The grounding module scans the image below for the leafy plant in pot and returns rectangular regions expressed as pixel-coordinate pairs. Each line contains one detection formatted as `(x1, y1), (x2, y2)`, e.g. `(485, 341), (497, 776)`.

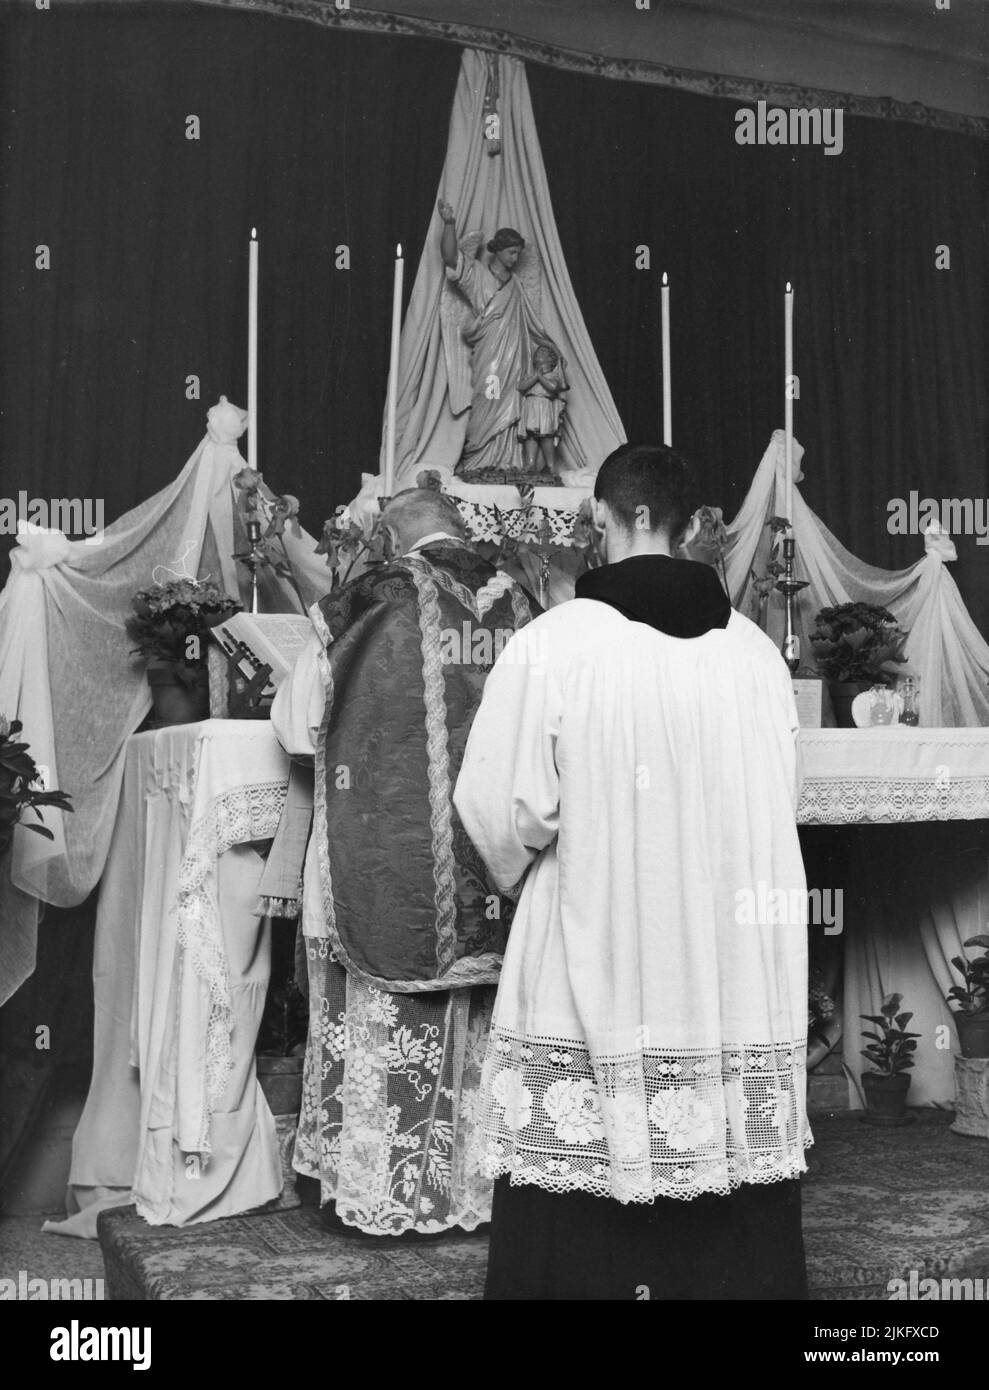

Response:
(946, 935), (989, 1059)
(126, 580), (241, 726)
(859, 992), (920, 1124)
(255, 978), (308, 1118)
(809, 603), (909, 727)
(0, 715), (74, 860)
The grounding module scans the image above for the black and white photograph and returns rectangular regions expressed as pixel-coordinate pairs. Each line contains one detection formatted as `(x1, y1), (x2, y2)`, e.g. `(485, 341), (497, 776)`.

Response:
(0, 0), (986, 1344)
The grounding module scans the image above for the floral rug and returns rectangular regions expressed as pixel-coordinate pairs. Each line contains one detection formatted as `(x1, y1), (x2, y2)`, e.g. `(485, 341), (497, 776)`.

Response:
(97, 1111), (988, 1300)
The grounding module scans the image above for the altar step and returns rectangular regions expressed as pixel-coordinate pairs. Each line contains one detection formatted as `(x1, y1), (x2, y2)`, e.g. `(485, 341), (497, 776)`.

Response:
(95, 1112), (984, 1301)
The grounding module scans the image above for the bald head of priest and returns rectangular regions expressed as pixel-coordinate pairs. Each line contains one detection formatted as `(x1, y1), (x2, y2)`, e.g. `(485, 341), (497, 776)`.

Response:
(378, 486), (467, 560)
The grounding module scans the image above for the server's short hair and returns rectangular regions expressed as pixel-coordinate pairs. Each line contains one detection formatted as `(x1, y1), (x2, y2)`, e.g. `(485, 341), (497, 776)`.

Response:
(594, 443), (692, 539)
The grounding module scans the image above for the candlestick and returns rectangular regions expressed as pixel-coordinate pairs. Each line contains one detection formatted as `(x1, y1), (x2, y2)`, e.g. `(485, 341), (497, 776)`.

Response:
(384, 243), (404, 495)
(246, 519), (262, 615)
(784, 280), (793, 529)
(778, 536), (809, 675)
(661, 272), (672, 447)
(248, 228), (259, 473)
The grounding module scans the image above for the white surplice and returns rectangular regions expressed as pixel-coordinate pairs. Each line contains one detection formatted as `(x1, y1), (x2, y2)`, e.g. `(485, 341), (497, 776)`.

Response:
(454, 598), (812, 1204)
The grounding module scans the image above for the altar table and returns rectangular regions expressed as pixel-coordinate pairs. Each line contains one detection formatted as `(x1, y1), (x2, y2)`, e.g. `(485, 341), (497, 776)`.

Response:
(53, 722), (989, 1235)
(796, 727), (989, 825)
(49, 721), (291, 1236)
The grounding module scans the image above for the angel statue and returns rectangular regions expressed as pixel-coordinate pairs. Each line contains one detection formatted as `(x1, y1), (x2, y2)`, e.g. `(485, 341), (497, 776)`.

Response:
(438, 198), (567, 483)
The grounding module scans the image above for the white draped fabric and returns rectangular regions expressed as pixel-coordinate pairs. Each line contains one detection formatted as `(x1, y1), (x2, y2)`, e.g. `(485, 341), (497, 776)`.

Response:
(383, 48), (625, 486)
(0, 403), (331, 1005)
(724, 430), (989, 729)
(843, 875), (989, 1111)
(725, 433), (989, 1110)
(46, 721), (290, 1236)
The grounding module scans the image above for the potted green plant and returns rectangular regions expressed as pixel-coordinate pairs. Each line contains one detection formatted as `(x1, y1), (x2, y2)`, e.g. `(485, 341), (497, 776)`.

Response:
(946, 935), (989, 1058)
(126, 580), (241, 726)
(0, 715), (73, 860)
(859, 992), (920, 1124)
(810, 603), (909, 726)
(255, 978), (308, 1118)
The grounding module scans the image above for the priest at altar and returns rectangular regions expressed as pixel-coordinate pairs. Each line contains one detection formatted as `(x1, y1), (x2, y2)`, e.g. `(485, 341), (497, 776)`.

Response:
(270, 489), (540, 1235)
(454, 445), (812, 1299)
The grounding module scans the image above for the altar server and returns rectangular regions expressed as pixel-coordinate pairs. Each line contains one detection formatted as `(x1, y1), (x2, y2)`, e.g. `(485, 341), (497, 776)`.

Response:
(271, 488), (538, 1235)
(454, 444), (811, 1299)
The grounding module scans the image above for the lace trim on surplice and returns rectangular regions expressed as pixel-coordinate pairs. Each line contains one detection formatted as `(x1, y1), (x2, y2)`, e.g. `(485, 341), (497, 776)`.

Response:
(480, 1027), (813, 1204)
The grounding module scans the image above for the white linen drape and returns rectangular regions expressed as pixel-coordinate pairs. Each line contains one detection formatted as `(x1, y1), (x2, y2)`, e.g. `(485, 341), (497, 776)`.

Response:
(0, 404), (332, 1005)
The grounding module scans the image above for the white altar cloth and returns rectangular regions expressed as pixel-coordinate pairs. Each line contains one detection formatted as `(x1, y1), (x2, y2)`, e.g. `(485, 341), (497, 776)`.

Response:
(797, 727), (989, 824)
(48, 721), (290, 1236)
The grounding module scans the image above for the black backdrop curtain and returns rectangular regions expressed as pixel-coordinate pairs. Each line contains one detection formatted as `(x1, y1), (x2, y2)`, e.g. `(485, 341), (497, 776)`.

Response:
(1, 2), (986, 630)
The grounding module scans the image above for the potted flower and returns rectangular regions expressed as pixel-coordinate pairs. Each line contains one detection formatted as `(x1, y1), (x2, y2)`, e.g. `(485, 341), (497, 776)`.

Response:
(946, 935), (989, 1058)
(859, 992), (920, 1124)
(810, 603), (909, 726)
(0, 716), (74, 860)
(255, 977), (308, 1118)
(126, 580), (241, 726)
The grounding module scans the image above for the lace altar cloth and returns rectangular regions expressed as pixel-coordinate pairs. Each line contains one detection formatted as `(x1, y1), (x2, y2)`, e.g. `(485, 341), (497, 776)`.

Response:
(166, 722), (290, 1155)
(54, 720), (290, 1235)
(796, 728), (989, 824)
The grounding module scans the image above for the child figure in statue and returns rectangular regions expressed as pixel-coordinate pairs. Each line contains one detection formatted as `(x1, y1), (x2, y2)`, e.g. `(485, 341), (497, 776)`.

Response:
(517, 343), (569, 477)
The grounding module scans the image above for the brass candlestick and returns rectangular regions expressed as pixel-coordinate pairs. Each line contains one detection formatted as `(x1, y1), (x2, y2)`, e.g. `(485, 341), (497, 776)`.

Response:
(777, 536), (809, 674)
(237, 518), (264, 614)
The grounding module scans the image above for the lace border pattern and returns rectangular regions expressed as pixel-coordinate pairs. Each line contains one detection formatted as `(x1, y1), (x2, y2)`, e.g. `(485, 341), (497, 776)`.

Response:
(456, 499), (581, 549)
(798, 774), (989, 824)
(176, 781), (288, 1153)
(480, 1030), (813, 1204)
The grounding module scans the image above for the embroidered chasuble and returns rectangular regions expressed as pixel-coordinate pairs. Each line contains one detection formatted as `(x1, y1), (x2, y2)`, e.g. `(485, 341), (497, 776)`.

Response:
(272, 541), (538, 1235)
(454, 558), (812, 1210)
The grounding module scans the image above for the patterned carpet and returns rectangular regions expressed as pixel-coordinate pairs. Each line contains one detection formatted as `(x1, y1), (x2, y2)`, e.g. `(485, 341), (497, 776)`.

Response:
(98, 1111), (989, 1300)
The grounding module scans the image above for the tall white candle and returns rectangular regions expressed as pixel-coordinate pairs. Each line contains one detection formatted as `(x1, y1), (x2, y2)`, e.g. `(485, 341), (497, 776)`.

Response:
(784, 280), (794, 528)
(248, 228), (259, 472)
(384, 243), (404, 496)
(661, 272), (672, 447)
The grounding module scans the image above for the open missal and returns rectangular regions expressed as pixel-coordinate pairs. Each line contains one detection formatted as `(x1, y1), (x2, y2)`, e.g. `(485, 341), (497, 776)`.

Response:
(210, 612), (314, 693)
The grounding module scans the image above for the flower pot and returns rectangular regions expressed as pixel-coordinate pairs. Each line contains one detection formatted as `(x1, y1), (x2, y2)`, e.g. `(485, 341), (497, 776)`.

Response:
(256, 1053), (304, 1117)
(955, 1012), (989, 1060)
(146, 662), (209, 727)
(950, 1057), (989, 1139)
(827, 680), (872, 728)
(861, 1070), (911, 1125)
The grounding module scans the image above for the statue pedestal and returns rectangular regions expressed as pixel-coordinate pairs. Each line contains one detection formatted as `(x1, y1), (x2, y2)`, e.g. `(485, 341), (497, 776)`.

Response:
(951, 1056), (989, 1139)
